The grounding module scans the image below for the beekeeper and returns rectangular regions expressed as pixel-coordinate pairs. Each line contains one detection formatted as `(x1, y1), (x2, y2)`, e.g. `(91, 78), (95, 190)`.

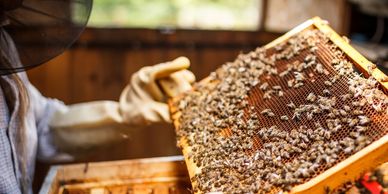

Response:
(0, 14), (195, 194)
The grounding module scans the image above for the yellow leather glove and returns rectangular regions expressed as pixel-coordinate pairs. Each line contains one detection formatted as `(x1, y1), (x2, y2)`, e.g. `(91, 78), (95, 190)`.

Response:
(49, 57), (195, 151)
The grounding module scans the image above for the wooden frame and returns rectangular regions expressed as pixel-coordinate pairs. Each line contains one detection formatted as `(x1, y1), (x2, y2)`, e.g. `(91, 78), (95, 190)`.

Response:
(168, 17), (388, 193)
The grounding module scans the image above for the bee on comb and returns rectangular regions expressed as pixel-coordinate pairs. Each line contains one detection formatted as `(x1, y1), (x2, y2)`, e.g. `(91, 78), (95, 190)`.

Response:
(169, 17), (388, 194)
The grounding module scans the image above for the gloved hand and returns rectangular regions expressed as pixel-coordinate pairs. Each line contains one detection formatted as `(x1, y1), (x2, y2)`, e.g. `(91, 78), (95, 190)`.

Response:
(119, 56), (195, 125)
(49, 57), (195, 152)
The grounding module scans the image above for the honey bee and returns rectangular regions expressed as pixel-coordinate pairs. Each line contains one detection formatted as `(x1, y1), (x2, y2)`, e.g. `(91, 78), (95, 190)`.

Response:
(329, 123), (342, 132)
(355, 126), (368, 133)
(306, 112), (314, 120)
(275, 45), (283, 51)
(306, 93), (317, 102)
(372, 103), (383, 112)
(358, 116), (370, 125)
(330, 75), (340, 83)
(299, 142), (308, 149)
(343, 105), (351, 112)
(323, 89), (331, 96)
(343, 146), (354, 155)
(287, 102), (296, 109)
(273, 85), (282, 90)
(349, 131), (360, 138)
(287, 79), (295, 88)
(324, 131), (331, 140)
(263, 90), (274, 100)
(292, 112), (301, 120)
(280, 115), (289, 121)
(310, 46), (318, 53)
(261, 108), (275, 117)
(238, 67), (246, 72)
(296, 62), (305, 72)
(352, 109), (364, 115)
(294, 72), (305, 82)
(280, 70), (289, 77)
(270, 68), (278, 75)
(293, 82), (304, 88)
(339, 109), (347, 116)
(260, 82), (269, 91)
(304, 54), (316, 62)
(315, 63), (324, 74)
(367, 64), (377, 74)
(347, 118), (358, 127)
(324, 81), (332, 86)
(250, 80), (260, 87)
(332, 109), (340, 116)
(331, 58), (340, 65)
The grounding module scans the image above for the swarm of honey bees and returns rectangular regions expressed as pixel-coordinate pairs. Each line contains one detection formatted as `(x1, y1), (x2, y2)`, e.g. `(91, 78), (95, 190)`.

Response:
(174, 28), (388, 193)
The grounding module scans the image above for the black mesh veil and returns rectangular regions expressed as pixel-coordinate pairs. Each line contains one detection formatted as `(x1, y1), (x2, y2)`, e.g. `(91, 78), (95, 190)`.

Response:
(0, 0), (92, 75)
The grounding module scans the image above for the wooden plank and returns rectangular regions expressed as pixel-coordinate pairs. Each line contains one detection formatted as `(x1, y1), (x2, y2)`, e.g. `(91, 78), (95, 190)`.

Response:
(27, 51), (72, 103)
(70, 47), (126, 103)
(39, 166), (59, 194)
(76, 28), (281, 48)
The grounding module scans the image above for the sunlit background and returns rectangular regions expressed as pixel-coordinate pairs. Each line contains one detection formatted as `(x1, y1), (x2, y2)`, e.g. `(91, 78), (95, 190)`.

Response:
(88, 0), (261, 30)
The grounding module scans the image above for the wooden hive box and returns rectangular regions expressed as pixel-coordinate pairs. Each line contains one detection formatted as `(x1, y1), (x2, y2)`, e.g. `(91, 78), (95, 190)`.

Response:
(39, 156), (191, 194)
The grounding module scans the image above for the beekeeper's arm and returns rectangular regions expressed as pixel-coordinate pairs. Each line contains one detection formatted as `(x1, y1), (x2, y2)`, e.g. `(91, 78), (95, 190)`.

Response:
(35, 57), (195, 161)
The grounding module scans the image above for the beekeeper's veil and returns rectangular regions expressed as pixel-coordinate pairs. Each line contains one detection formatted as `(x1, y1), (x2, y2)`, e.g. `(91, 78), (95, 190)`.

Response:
(0, 0), (92, 75)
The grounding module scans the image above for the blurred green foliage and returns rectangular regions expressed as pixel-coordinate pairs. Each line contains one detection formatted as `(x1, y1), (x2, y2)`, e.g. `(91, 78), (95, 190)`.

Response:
(88, 0), (260, 30)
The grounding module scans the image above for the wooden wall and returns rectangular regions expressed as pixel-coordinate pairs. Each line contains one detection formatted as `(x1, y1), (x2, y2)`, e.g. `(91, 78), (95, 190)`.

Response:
(27, 28), (280, 104)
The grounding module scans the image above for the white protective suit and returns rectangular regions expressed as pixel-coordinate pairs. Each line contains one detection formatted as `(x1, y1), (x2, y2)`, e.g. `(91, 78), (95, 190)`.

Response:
(49, 57), (195, 151)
